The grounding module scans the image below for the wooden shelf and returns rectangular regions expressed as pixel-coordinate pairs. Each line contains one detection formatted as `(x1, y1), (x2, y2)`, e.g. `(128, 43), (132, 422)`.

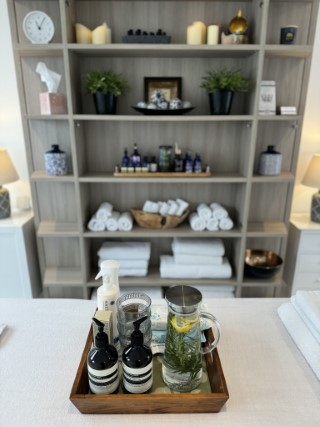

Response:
(38, 221), (80, 236)
(43, 267), (83, 287)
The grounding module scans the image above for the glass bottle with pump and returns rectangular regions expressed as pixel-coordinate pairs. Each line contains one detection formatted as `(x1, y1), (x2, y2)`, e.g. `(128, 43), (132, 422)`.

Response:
(95, 260), (120, 349)
(87, 317), (119, 394)
(122, 316), (153, 394)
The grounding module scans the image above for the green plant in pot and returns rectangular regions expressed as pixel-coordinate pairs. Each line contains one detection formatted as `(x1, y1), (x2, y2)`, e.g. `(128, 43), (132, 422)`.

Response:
(85, 70), (130, 114)
(200, 67), (251, 115)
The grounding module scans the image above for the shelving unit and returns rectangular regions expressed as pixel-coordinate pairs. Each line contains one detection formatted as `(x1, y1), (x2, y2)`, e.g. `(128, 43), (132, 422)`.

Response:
(7, 0), (319, 298)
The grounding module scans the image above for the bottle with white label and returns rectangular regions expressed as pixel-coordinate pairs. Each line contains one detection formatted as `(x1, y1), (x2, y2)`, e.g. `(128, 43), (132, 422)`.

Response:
(122, 316), (153, 394)
(95, 260), (120, 349)
(87, 317), (119, 395)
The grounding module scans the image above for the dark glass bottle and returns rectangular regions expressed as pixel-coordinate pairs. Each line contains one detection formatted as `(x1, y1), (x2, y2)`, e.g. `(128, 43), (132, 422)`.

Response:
(184, 151), (193, 173)
(122, 316), (153, 394)
(131, 143), (141, 166)
(193, 153), (202, 173)
(87, 318), (119, 395)
(121, 148), (130, 167)
(173, 143), (184, 172)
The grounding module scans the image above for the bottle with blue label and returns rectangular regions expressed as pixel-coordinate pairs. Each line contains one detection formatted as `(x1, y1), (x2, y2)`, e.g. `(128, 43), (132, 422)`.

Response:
(122, 316), (153, 394)
(87, 317), (119, 394)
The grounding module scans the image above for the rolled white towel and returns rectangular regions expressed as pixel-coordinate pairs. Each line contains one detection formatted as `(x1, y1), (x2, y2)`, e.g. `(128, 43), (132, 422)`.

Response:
(96, 202), (113, 221)
(106, 211), (120, 231)
(189, 212), (206, 231)
(160, 202), (169, 216)
(87, 214), (105, 231)
(143, 200), (159, 213)
(219, 217), (234, 230)
(172, 237), (225, 256)
(210, 202), (228, 220)
(278, 302), (320, 380)
(173, 253), (223, 265)
(206, 217), (219, 231)
(168, 200), (178, 215)
(175, 198), (189, 216)
(197, 203), (212, 221)
(118, 211), (133, 231)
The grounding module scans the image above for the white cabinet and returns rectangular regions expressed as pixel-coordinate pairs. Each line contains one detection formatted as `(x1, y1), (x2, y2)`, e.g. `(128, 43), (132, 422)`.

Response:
(0, 211), (41, 298)
(284, 213), (320, 295)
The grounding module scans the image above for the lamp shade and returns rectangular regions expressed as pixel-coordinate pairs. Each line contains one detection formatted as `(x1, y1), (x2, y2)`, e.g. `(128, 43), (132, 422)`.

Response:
(302, 153), (320, 189)
(0, 148), (19, 185)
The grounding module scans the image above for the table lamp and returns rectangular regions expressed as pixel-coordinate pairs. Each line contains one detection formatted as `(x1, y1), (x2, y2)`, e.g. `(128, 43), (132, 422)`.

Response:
(0, 148), (19, 219)
(302, 153), (320, 223)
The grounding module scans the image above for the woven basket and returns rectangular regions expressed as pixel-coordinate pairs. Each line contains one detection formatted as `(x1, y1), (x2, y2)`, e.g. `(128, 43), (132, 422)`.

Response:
(131, 208), (189, 229)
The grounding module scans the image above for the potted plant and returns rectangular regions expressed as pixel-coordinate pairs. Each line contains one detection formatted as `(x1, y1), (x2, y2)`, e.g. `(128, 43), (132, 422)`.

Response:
(200, 67), (251, 115)
(85, 70), (130, 114)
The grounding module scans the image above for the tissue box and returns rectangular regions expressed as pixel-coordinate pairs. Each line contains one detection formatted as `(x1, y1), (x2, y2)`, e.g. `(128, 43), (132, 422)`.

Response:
(39, 92), (65, 115)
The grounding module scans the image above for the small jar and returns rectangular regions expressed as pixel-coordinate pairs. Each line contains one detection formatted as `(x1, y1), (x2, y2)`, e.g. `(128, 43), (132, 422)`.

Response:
(258, 145), (282, 176)
(45, 144), (68, 176)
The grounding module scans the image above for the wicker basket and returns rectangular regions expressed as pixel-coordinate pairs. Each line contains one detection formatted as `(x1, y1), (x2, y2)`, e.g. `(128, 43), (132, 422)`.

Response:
(131, 208), (189, 229)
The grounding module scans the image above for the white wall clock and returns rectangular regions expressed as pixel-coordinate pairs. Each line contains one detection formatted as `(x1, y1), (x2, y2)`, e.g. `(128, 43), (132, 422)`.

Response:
(23, 11), (55, 44)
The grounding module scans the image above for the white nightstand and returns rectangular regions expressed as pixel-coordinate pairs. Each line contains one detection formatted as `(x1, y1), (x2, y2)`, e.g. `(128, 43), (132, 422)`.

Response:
(284, 213), (320, 295)
(0, 211), (41, 297)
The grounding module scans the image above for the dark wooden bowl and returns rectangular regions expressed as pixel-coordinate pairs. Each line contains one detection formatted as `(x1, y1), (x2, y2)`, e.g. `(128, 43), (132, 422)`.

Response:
(245, 249), (283, 279)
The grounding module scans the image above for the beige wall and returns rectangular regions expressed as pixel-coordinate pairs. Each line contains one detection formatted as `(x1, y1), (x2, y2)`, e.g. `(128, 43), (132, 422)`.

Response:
(1, 0), (320, 214)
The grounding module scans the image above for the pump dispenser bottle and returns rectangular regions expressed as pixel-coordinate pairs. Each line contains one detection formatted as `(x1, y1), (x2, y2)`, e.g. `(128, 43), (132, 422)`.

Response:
(122, 316), (153, 394)
(95, 260), (120, 349)
(87, 317), (119, 394)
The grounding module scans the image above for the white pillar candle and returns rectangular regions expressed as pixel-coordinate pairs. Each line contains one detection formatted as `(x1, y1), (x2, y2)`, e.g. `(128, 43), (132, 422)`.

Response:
(187, 21), (206, 45)
(92, 22), (112, 44)
(207, 25), (219, 45)
(75, 23), (92, 43)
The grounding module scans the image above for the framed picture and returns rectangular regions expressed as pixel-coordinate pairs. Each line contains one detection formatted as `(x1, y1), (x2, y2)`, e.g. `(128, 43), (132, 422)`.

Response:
(144, 77), (182, 103)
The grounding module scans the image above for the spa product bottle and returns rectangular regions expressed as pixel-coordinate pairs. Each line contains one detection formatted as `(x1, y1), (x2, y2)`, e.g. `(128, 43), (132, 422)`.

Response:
(184, 151), (193, 173)
(149, 156), (158, 172)
(95, 260), (120, 349)
(122, 316), (153, 394)
(193, 153), (202, 173)
(121, 148), (130, 172)
(131, 143), (141, 166)
(87, 317), (119, 395)
(173, 143), (184, 172)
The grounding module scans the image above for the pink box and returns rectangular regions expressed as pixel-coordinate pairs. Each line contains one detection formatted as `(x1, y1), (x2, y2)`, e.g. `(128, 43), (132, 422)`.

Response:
(39, 92), (66, 115)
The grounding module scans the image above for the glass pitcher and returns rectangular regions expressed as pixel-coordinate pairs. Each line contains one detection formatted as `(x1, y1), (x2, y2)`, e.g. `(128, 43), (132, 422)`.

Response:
(162, 285), (220, 392)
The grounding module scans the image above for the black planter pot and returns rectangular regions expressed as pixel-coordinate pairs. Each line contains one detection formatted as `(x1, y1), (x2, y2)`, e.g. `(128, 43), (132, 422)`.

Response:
(209, 91), (234, 115)
(93, 91), (117, 114)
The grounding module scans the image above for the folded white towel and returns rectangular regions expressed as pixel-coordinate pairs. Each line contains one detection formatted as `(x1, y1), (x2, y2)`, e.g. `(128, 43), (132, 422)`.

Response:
(278, 302), (320, 381)
(118, 268), (148, 277)
(106, 211), (120, 231)
(197, 203), (212, 221)
(206, 217), (219, 231)
(168, 200), (178, 215)
(98, 241), (151, 260)
(219, 217), (234, 231)
(192, 284), (235, 293)
(118, 211), (133, 231)
(96, 202), (113, 221)
(160, 202), (169, 216)
(87, 214), (105, 231)
(160, 255), (232, 278)
(189, 212), (206, 231)
(143, 200), (159, 213)
(291, 291), (320, 343)
(99, 258), (148, 269)
(173, 253), (223, 265)
(210, 202), (228, 220)
(175, 198), (189, 216)
(172, 238), (225, 256)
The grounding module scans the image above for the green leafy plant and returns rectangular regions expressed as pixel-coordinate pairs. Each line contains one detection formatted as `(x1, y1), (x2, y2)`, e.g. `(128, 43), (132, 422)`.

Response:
(85, 70), (130, 97)
(200, 67), (251, 93)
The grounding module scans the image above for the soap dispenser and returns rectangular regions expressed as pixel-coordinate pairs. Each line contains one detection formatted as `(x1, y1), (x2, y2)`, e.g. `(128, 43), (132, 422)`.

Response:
(122, 316), (153, 394)
(87, 317), (119, 395)
(95, 260), (120, 349)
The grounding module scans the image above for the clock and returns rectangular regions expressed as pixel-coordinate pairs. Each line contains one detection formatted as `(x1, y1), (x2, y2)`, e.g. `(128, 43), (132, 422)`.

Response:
(23, 11), (55, 44)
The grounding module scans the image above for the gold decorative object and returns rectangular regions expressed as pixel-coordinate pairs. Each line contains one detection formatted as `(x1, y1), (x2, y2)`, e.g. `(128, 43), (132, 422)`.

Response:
(228, 9), (248, 35)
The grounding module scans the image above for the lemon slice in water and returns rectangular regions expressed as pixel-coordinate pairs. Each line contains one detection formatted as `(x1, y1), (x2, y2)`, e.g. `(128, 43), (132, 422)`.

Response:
(170, 315), (194, 333)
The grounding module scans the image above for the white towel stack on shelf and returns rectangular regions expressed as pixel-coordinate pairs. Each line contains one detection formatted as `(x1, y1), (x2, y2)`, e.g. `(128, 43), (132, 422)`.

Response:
(278, 290), (320, 380)
(159, 237), (232, 280)
(143, 198), (189, 217)
(188, 202), (234, 231)
(97, 241), (151, 277)
(87, 202), (133, 232)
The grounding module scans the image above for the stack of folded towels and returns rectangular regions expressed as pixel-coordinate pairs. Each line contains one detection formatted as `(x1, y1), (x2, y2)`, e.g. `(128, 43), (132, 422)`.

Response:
(97, 241), (151, 277)
(88, 202), (133, 232)
(160, 237), (232, 279)
(278, 290), (320, 380)
(142, 198), (189, 217)
(189, 202), (234, 231)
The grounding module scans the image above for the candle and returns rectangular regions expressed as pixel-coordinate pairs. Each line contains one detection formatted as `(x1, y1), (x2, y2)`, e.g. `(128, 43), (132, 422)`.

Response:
(75, 23), (92, 44)
(187, 21), (206, 45)
(92, 22), (112, 44)
(207, 25), (219, 45)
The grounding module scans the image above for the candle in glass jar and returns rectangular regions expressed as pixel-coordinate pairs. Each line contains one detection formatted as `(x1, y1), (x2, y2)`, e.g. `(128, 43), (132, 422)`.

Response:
(187, 21), (206, 44)
(207, 25), (219, 44)
(92, 22), (112, 44)
(75, 23), (92, 43)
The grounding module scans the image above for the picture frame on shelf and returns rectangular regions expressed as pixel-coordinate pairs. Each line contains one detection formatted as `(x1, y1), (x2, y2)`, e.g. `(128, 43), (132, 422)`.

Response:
(144, 77), (182, 102)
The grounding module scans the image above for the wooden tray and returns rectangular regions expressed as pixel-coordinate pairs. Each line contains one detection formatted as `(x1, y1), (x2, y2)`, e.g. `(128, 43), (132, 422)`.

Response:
(70, 327), (229, 414)
(113, 172), (211, 177)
